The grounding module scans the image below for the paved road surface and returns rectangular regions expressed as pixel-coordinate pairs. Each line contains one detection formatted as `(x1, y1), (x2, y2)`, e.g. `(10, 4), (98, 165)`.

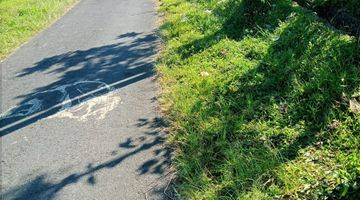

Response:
(0, 0), (173, 199)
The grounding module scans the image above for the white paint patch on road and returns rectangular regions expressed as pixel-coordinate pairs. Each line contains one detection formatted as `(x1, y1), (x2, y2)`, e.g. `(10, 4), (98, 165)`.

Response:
(1, 80), (120, 122)
(49, 92), (122, 122)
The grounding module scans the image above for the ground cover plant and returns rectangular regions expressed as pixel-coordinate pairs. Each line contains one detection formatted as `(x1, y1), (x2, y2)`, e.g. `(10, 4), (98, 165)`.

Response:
(157, 0), (360, 199)
(0, 0), (77, 60)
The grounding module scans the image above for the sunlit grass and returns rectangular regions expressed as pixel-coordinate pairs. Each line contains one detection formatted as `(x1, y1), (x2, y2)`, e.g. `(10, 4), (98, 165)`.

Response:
(157, 0), (360, 199)
(0, 0), (78, 60)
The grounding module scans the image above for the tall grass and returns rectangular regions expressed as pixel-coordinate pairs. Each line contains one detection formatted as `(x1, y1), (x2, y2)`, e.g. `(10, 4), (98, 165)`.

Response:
(158, 0), (360, 199)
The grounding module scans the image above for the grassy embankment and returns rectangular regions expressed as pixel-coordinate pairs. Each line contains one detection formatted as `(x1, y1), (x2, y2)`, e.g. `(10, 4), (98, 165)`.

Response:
(157, 0), (359, 199)
(0, 0), (78, 60)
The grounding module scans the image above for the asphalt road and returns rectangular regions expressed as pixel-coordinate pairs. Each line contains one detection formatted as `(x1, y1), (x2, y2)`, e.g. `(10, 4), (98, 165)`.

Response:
(0, 0), (173, 199)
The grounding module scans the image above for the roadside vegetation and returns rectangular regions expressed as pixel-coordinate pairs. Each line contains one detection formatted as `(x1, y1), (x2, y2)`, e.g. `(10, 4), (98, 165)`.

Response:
(295, 0), (360, 35)
(157, 0), (359, 199)
(298, 0), (360, 18)
(0, 0), (78, 60)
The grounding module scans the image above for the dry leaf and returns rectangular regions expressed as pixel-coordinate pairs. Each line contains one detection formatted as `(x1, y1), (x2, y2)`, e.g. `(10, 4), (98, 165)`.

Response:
(200, 71), (209, 77)
(349, 99), (360, 113)
(328, 120), (340, 130)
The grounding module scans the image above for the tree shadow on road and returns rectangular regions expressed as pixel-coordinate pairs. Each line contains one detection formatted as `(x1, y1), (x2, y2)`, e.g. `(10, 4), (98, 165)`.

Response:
(1, 117), (176, 200)
(1, 31), (158, 136)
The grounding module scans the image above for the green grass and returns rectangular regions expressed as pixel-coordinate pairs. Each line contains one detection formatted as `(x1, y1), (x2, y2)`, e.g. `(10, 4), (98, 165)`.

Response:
(157, 0), (360, 199)
(0, 0), (78, 60)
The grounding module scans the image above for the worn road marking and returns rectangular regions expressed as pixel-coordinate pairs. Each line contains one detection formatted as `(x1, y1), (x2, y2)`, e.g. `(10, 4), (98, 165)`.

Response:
(1, 80), (120, 122)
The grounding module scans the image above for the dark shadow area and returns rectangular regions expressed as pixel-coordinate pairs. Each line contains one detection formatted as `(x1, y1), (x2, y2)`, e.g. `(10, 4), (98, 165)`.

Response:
(294, 0), (360, 36)
(328, 177), (360, 200)
(1, 31), (158, 136)
(1, 117), (176, 200)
